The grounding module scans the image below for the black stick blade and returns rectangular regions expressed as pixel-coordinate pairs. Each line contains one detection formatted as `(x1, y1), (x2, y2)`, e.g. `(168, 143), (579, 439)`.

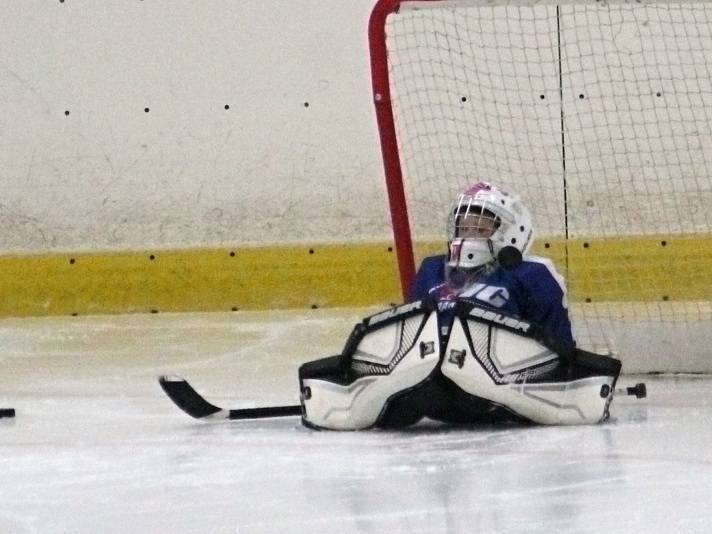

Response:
(158, 375), (228, 419)
(0, 408), (15, 418)
(159, 375), (302, 422)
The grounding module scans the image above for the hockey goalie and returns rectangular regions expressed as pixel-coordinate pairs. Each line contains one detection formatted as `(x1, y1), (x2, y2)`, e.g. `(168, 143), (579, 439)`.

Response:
(159, 182), (640, 425)
(299, 182), (623, 430)
(299, 298), (622, 429)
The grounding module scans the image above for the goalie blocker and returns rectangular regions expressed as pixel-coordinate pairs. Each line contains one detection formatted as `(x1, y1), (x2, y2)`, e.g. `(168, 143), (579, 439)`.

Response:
(299, 299), (621, 430)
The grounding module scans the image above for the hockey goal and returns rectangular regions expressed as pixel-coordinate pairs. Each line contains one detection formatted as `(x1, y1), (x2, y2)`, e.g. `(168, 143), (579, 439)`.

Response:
(369, 0), (712, 372)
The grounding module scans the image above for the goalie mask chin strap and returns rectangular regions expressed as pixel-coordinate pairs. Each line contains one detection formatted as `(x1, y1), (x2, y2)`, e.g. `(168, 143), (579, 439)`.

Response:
(447, 237), (495, 269)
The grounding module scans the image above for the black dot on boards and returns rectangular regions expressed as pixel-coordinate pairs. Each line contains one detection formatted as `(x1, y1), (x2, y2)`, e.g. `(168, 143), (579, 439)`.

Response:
(661, 240), (667, 247)
(69, 258), (76, 264)
(308, 249), (315, 254)
(311, 304), (318, 309)
(231, 306), (238, 312)
(150, 309), (159, 314)
(583, 242), (590, 248)
(544, 243), (550, 249)
(387, 246), (393, 252)
(229, 251), (236, 257)
(149, 255), (155, 260)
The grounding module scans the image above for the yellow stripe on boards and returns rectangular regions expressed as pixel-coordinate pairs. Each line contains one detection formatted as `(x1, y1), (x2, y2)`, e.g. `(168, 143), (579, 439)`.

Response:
(0, 245), (402, 318)
(565, 235), (712, 303)
(1, 235), (710, 317)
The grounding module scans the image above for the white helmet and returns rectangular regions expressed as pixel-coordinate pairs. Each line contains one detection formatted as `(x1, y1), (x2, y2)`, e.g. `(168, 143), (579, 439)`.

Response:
(446, 181), (534, 269)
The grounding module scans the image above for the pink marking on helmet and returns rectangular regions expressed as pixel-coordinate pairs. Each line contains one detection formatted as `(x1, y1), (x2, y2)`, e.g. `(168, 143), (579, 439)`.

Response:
(462, 181), (493, 196)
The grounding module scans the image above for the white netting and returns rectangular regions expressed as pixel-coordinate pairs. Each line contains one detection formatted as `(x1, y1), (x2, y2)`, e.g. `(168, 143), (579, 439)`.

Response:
(382, 0), (712, 369)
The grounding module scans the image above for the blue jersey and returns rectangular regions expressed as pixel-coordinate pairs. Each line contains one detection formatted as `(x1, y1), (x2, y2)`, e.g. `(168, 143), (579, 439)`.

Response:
(409, 254), (575, 349)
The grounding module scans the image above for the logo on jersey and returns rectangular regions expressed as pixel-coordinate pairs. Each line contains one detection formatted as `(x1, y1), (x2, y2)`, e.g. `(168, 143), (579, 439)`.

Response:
(430, 281), (510, 308)
(461, 283), (510, 308)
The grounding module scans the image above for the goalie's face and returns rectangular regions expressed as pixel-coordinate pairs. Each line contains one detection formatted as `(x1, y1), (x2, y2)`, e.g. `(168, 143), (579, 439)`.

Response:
(454, 208), (500, 239)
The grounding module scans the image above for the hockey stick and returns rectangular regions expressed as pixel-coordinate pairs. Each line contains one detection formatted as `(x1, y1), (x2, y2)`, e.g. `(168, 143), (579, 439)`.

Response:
(158, 374), (646, 422)
(158, 376), (301, 420)
(0, 408), (15, 418)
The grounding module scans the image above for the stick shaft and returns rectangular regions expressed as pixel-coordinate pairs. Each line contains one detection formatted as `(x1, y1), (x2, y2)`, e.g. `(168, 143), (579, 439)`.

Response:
(228, 405), (301, 419)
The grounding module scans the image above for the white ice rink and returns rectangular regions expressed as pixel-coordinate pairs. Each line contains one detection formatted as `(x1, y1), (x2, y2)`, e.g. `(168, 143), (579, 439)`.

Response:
(1, 309), (712, 534)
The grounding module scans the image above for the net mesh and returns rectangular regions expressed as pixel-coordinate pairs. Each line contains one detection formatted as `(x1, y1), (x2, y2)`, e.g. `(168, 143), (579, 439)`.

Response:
(383, 0), (712, 367)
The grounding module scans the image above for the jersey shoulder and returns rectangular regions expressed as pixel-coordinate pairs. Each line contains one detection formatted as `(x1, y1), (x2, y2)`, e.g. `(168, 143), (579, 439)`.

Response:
(519, 254), (561, 273)
(418, 254), (447, 272)
(409, 254), (447, 301)
(516, 255), (568, 292)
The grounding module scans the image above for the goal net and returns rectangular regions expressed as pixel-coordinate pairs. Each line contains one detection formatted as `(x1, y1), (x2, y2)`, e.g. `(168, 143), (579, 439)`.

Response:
(369, 0), (712, 372)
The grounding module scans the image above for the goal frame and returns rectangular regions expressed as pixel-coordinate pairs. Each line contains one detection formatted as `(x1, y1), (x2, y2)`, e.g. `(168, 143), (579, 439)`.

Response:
(369, 0), (427, 300)
(367, 0), (712, 373)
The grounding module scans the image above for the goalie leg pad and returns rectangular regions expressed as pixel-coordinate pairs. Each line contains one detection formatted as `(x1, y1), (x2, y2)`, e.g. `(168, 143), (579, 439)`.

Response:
(300, 307), (440, 430)
(441, 315), (618, 425)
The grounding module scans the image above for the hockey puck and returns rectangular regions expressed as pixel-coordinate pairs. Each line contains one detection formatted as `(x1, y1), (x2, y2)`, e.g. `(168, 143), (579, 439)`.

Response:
(0, 408), (16, 418)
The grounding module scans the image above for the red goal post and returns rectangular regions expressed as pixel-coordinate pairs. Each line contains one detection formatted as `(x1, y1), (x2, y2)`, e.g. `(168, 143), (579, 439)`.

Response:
(369, 0), (420, 300)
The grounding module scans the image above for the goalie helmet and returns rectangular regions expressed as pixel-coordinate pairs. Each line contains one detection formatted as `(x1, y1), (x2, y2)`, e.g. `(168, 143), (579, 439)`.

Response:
(446, 181), (534, 269)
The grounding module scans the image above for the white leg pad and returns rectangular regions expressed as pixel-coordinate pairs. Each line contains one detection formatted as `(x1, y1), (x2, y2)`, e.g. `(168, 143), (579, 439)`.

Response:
(441, 318), (614, 425)
(302, 312), (440, 430)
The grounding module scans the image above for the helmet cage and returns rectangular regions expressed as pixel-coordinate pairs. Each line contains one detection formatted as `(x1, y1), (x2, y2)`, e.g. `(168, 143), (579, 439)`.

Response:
(446, 182), (534, 269)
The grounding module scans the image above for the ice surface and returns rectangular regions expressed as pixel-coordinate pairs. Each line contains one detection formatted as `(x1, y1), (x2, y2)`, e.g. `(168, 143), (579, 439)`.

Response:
(1, 309), (711, 534)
